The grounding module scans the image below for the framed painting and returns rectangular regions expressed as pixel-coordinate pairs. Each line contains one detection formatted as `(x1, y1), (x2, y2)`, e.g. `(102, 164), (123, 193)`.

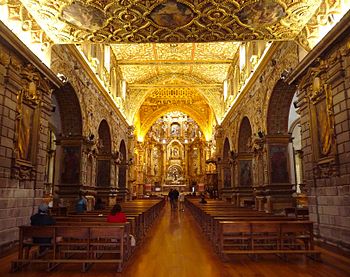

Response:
(13, 82), (41, 179)
(61, 146), (81, 184)
(239, 159), (252, 187)
(97, 159), (111, 187)
(269, 145), (289, 183)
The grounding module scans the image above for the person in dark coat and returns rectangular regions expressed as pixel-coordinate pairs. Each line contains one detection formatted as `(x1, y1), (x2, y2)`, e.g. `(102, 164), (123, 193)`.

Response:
(30, 203), (56, 254)
(94, 198), (105, 210)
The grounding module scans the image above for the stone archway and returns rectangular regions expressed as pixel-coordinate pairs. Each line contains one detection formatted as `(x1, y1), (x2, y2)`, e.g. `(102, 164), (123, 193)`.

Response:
(238, 116), (253, 187)
(233, 116), (254, 207)
(96, 120), (112, 188)
(265, 80), (297, 184)
(267, 80), (297, 135)
(264, 79), (297, 212)
(54, 83), (82, 137)
(97, 120), (112, 155)
(53, 83), (83, 201)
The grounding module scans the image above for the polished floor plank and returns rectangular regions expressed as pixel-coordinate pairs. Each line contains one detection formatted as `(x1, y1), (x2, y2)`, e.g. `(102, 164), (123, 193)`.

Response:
(0, 202), (349, 277)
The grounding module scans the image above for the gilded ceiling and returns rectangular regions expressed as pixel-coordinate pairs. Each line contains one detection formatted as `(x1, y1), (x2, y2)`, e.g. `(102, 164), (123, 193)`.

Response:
(112, 42), (238, 83)
(138, 88), (214, 140)
(3, 0), (337, 139)
(19, 0), (321, 44)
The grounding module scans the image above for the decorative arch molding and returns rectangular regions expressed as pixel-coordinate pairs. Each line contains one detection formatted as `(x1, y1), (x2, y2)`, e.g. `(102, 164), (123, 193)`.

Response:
(267, 80), (297, 135)
(139, 105), (211, 140)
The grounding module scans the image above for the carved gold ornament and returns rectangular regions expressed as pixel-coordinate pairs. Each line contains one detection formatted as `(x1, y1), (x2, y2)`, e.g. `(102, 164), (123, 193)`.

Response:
(18, 0), (321, 43)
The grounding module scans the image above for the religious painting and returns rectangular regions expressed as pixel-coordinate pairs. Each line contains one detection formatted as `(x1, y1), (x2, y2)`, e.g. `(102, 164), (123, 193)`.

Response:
(269, 145), (289, 183)
(97, 159), (110, 187)
(237, 0), (286, 28)
(308, 81), (336, 161)
(148, 0), (195, 29)
(304, 72), (338, 177)
(315, 100), (332, 157)
(239, 160), (252, 187)
(60, 1), (107, 31)
(17, 105), (35, 161)
(61, 147), (80, 184)
(168, 165), (182, 181)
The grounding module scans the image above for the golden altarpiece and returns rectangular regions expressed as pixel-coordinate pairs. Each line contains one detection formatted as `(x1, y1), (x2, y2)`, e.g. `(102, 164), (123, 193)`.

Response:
(133, 111), (216, 194)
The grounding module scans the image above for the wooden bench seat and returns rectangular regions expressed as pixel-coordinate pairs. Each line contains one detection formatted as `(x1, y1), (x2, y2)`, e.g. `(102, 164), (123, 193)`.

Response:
(219, 221), (320, 260)
(12, 225), (127, 273)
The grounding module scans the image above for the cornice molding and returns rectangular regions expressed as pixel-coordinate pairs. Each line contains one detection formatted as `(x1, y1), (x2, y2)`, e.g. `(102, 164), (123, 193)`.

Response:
(287, 10), (350, 84)
(0, 21), (61, 88)
(67, 45), (130, 128)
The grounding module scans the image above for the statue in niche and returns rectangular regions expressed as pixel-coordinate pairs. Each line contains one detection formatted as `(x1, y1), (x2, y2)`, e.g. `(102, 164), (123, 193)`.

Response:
(97, 138), (104, 151)
(239, 160), (252, 187)
(172, 146), (179, 158)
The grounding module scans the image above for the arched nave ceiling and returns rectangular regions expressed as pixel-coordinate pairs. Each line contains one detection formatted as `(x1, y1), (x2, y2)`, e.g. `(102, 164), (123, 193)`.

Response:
(19, 0), (321, 44)
(136, 88), (214, 141)
(116, 42), (233, 123)
(126, 75), (224, 124)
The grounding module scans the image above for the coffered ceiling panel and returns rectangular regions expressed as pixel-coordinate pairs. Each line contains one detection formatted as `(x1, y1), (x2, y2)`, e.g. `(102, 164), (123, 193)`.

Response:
(19, 0), (321, 44)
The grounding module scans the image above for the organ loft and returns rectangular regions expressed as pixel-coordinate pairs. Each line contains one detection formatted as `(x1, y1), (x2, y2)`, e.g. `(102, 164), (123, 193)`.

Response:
(0, 0), (349, 276)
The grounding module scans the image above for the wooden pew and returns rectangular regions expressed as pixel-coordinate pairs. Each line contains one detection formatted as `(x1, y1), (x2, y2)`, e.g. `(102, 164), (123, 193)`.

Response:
(218, 221), (320, 259)
(12, 225), (127, 272)
(186, 198), (320, 261)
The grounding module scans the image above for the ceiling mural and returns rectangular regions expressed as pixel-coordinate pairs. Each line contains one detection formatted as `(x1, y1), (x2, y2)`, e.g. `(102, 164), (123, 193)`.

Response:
(19, 0), (321, 44)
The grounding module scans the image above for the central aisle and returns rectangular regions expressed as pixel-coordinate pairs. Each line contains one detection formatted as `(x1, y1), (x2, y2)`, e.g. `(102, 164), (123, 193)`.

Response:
(124, 201), (226, 277)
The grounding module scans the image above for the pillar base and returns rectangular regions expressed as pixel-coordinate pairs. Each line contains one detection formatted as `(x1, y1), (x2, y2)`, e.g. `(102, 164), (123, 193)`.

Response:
(220, 187), (234, 202)
(232, 187), (254, 207)
(266, 195), (295, 213)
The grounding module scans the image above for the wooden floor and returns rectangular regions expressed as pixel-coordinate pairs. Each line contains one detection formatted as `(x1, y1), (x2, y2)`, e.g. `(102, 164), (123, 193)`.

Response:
(1, 202), (349, 277)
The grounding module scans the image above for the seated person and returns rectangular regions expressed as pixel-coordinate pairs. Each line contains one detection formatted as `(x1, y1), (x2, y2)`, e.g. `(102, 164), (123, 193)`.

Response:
(30, 203), (56, 254)
(199, 194), (207, 204)
(75, 192), (87, 213)
(107, 204), (127, 223)
(94, 198), (105, 210)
